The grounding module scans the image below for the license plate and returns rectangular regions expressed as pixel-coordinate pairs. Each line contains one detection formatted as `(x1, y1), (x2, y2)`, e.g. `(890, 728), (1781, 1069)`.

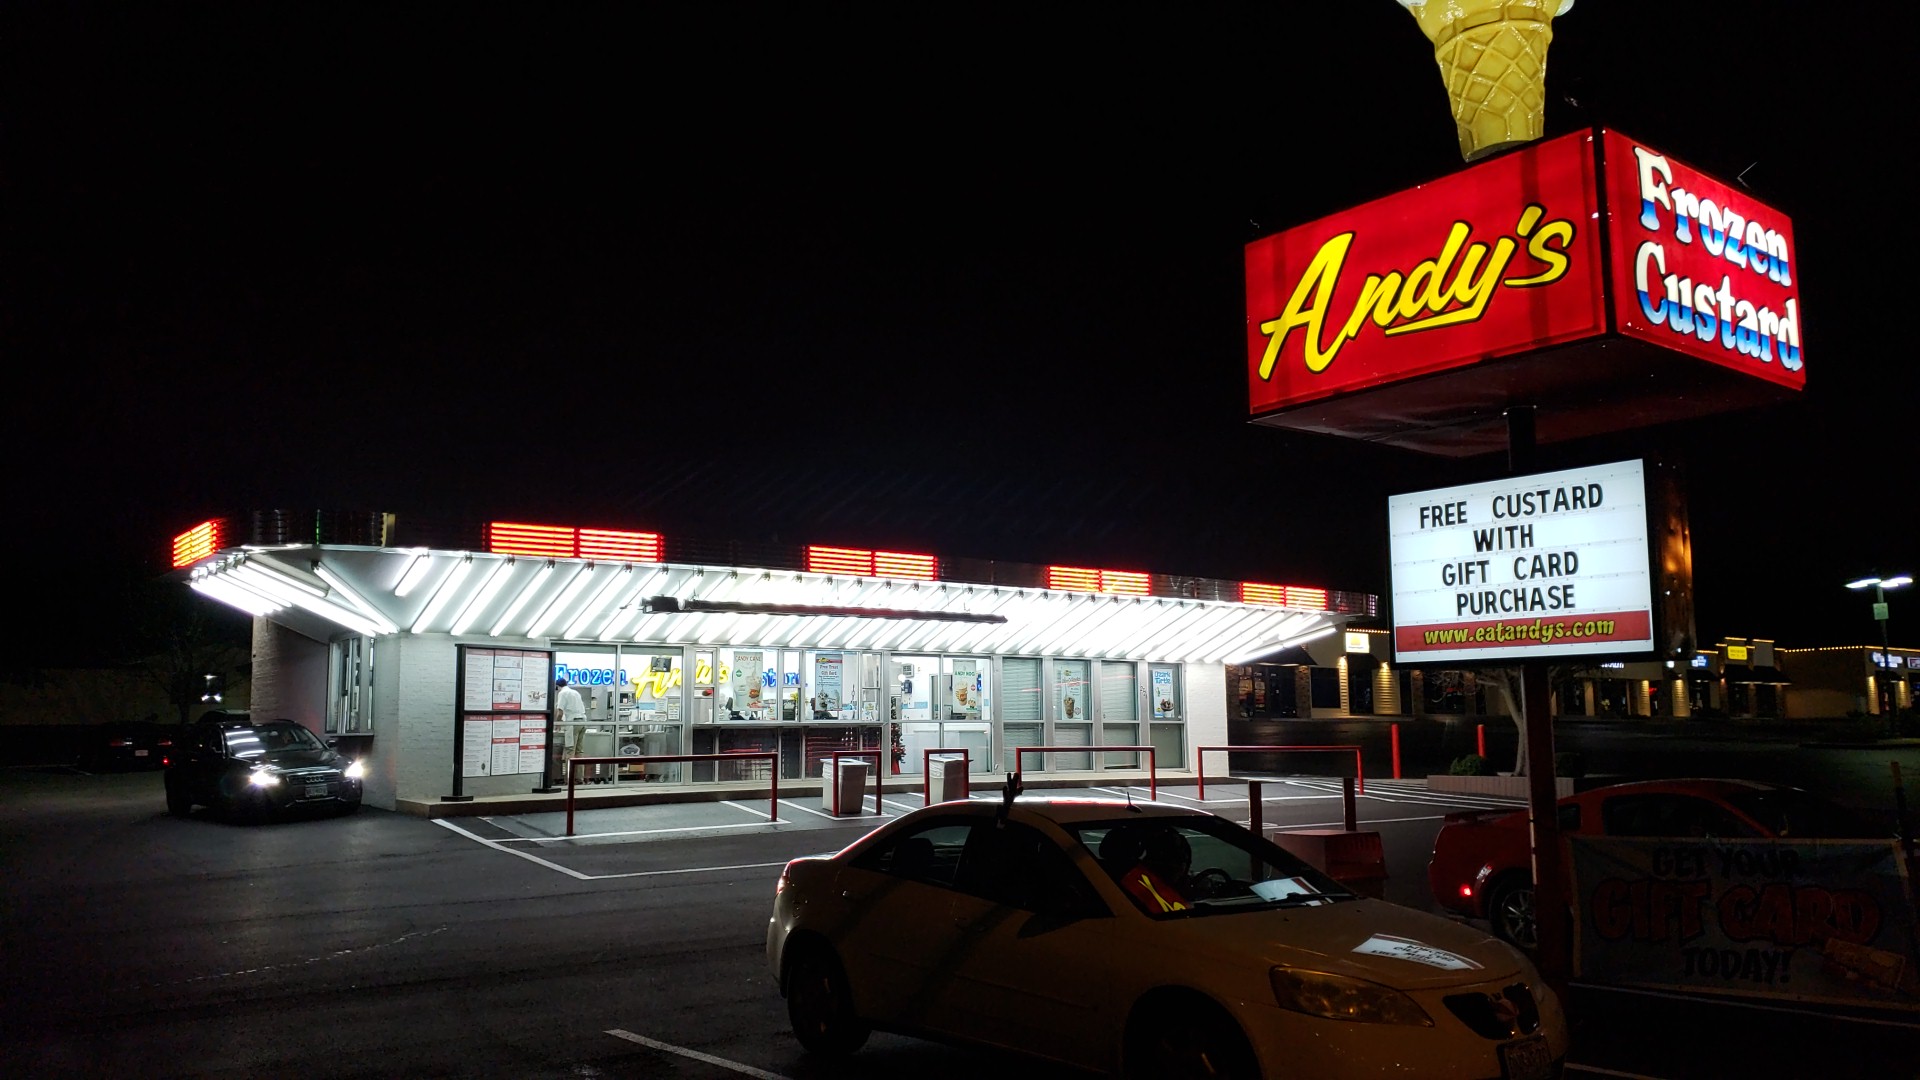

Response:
(304, 783), (331, 799)
(134, 749), (149, 757)
(1500, 1035), (1553, 1080)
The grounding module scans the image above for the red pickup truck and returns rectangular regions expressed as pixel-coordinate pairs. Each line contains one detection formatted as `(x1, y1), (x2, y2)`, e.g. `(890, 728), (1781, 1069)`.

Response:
(1427, 778), (1891, 949)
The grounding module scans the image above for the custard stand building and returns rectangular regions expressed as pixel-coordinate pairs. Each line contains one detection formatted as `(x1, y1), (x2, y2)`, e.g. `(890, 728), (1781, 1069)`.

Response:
(172, 512), (1369, 814)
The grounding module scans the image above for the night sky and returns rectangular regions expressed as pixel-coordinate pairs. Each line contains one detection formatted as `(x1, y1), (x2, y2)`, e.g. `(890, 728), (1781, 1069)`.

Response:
(7, 2), (1909, 666)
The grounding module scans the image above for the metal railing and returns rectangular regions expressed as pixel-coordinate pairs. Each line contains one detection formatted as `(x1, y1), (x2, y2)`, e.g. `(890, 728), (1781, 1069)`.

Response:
(1196, 744), (1363, 801)
(1012, 744), (1156, 801)
(564, 753), (777, 836)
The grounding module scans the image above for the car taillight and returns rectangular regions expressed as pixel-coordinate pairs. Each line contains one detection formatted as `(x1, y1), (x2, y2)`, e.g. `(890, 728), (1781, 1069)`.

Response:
(1459, 884), (1473, 898)
(776, 859), (801, 895)
(108, 738), (129, 748)
(157, 737), (173, 748)
(161, 756), (171, 767)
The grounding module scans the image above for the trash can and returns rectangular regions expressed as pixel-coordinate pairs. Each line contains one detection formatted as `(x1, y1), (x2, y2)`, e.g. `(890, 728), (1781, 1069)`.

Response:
(820, 756), (869, 815)
(928, 754), (968, 803)
(640, 730), (672, 780)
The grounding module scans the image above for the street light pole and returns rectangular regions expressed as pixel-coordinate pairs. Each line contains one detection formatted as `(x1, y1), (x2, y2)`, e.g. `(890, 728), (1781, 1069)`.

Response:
(1846, 574), (1912, 716)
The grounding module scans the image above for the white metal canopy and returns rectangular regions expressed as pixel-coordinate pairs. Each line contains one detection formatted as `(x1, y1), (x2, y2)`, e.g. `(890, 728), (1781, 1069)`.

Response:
(187, 544), (1342, 663)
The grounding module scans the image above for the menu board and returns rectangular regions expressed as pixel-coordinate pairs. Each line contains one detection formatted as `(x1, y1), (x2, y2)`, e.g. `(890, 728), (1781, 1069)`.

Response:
(460, 712), (546, 777)
(463, 648), (551, 712)
(459, 645), (554, 779)
(461, 718), (493, 777)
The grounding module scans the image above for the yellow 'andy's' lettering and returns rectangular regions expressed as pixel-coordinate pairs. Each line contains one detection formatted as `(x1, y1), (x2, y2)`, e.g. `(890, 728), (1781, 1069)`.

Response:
(1258, 205), (1575, 379)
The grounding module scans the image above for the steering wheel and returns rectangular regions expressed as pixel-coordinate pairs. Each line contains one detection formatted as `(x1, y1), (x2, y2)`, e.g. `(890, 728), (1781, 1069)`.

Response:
(1189, 867), (1235, 898)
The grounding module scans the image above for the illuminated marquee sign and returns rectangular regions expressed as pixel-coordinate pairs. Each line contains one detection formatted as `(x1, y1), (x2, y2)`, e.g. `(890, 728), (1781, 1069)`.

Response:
(1387, 459), (1655, 664)
(1603, 130), (1803, 390)
(1247, 129), (1606, 415)
(1246, 128), (1806, 454)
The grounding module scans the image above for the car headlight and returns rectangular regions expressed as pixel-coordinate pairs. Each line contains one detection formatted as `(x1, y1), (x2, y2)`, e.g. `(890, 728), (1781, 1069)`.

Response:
(343, 759), (365, 781)
(1270, 968), (1434, 1026)
(248, 768), (282, 788)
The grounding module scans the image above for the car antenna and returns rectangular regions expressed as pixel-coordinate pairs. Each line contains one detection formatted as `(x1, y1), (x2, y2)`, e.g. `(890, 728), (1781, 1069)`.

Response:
(996, 772), (1023, 825)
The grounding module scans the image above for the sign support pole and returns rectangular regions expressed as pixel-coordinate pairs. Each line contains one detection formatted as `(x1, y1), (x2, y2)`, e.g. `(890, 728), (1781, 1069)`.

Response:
(1506, 406), (1569, 993)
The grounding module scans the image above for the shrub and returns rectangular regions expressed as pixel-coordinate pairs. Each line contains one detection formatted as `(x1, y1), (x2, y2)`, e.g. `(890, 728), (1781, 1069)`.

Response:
(1555, 750), (1588, 778)
(1449, 753), (1495, 776)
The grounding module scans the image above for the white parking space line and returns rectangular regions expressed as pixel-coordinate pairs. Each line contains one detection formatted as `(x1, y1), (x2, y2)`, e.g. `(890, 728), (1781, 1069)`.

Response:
(434, 819), (593, 879)
(607, 1028), (793, 1079)
(1248, 813), (1478, 831)
(494, 820), (791, 843)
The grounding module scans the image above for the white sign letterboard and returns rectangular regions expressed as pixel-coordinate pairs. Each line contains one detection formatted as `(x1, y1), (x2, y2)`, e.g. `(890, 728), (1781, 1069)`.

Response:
(1388, 459), (1655, 664)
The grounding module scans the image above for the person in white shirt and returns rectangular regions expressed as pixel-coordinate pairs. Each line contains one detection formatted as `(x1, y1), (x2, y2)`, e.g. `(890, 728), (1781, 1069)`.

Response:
(554, 676), (587, 777)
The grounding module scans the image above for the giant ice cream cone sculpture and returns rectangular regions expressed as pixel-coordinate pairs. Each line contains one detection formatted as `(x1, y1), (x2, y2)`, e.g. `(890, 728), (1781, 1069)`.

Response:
(1399, 0), (1574, 161)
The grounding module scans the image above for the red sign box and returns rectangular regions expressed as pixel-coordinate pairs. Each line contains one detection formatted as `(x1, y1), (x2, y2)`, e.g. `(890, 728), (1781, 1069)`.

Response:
(1246, 129), (1606, 416)
(1245, 128), (1805, 455)
(1601, 129), (1803, 391)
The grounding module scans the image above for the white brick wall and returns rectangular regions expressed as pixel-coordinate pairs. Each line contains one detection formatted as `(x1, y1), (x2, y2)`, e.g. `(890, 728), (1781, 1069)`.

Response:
(249, 618), (329, 733)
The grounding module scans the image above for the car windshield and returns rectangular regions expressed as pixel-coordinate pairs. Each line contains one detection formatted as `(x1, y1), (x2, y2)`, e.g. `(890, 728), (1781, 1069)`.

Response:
(224, 724), (323, 758)
(1723, 788), (1887, 839)
(1062, 815), (1355, 920)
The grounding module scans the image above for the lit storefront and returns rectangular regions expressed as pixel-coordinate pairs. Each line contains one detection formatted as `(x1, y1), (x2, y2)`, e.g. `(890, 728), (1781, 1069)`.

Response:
(172, 514), (1370, 813)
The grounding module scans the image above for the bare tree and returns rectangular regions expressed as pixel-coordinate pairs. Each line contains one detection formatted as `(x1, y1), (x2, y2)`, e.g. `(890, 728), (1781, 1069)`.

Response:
(1475, 663), (1584, 775)
(130, 577), (251, 725)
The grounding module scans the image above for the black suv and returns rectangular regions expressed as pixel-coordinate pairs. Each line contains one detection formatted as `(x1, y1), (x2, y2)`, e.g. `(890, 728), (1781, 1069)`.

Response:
(165, 717), (364, 821)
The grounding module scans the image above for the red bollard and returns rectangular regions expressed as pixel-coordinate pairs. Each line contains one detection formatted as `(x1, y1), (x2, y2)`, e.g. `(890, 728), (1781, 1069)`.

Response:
(1477, 723), (1486, 758)
(1391, 723), (1402, 780)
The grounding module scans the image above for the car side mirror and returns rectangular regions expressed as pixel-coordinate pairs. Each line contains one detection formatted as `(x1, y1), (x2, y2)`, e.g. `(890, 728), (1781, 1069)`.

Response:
(327, 738), (339, 748)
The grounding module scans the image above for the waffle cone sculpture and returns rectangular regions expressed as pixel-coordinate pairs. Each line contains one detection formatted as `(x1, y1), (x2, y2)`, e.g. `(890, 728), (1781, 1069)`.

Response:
(1399, 0), (1574, 161)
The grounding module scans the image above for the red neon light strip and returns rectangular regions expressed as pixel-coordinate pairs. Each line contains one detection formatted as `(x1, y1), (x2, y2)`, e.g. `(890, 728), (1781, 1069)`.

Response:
(873, 551), (937, 580)
(1241, 582), (1326, 608)
(1047, 566), (1103, 592)
(1285, 586), (1328, 610)
(488, 522), (576, 558)
(171, 520), (224, 568)
(806, 545), (874, 576)
(578, 529), (661, 562)
(1100, 570), (1150, 595)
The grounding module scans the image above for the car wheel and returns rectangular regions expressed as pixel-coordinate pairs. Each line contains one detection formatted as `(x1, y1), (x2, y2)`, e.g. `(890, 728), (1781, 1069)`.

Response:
(1125, 997), (1259, 1080)
(785, 943), (869, 1058)
(165, 781), (192, 818)
(1487, 875), (1538, 951)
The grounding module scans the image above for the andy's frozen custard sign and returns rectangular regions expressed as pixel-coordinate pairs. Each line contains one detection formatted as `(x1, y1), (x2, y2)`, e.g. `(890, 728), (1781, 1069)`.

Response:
(1246, 128), (1805, 422)
(1607, 130), (1802, 385)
